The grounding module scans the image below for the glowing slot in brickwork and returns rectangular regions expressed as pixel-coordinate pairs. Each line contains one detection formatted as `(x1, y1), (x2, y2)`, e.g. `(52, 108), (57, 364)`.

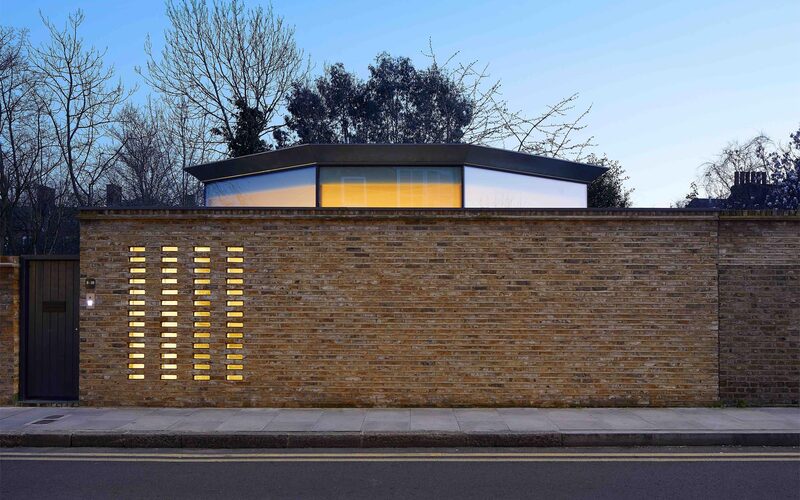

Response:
(128, 247), (147, 380)
(194, 278), (211, 285)
(194, 246), (210, 252)
(224, 247), (245, 382)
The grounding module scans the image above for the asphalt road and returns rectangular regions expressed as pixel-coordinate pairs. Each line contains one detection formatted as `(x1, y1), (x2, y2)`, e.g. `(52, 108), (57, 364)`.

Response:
(1, 447), (798, 499)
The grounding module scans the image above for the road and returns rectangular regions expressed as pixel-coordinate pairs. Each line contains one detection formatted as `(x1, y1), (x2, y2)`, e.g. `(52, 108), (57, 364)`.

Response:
(1, 447), (798, 499)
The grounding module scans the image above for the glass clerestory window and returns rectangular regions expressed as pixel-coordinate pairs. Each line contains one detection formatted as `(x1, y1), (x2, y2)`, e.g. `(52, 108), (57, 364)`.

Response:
(319, 166), (461, 208)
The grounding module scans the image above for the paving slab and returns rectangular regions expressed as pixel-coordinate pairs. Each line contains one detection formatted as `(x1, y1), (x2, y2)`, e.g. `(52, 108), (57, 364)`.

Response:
(0, 406), (797, 448)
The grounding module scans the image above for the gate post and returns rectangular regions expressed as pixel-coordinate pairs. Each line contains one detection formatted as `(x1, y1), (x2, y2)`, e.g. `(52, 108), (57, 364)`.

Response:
(0, 256), (20, 405)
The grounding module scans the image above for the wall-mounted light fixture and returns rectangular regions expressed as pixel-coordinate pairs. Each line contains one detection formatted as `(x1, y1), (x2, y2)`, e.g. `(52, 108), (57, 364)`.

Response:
(85, 278), (96, 308)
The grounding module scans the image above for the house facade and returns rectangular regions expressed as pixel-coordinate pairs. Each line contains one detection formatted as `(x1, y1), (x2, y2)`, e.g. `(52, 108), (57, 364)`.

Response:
(187, 144), (607, 208)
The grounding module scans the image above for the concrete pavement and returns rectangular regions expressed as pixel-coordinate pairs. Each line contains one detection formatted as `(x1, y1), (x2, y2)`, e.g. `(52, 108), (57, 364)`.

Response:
(0, 407), (798, 448)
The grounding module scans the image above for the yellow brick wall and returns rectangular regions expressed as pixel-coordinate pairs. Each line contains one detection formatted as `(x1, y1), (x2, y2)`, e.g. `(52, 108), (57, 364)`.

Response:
(0, 256), (20, 405)
(719, 217), (800, 405)
(78, 209), (737, 407)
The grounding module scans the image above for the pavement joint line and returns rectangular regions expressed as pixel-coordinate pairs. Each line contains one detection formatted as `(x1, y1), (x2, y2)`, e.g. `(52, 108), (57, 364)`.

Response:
(2, 457), (799, 463)
(2, 451), (798, 458)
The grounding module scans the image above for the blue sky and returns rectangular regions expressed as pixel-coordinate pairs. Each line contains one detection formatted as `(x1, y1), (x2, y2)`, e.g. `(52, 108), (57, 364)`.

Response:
(5, 0), (799, 206)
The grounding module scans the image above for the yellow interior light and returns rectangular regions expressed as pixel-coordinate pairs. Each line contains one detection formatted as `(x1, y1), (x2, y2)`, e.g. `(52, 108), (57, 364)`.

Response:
(129, 332), (144, 338)
(161, 300), (178, 306)
(193, 311), (210, 317)
(161, 374), (177, 380)
(226, 332), (243, 339)
(161, 342), (177, 349)
(194, 246), (210, 252)
(227, 354), (243, 360)
(128, 300), (145, 306)
(161, 278), (177, 284)
(129, 278), (146, 284)
(161, 321), (178, 328)
(130, 289), (145, 295)
(128, 374), (145, 380)
(226, 364), (243, 370)
(128, 321), (145, 327)
(226, 257), (243, 263)
(162, 246), (178, 252)
(226, 322), (243, 328)
(128, 363), (144, 369)
(226, 300), (243, 307)
(161, 256), (178, 263)
(129, 342), (145, 348)
(193, 353), (210, 360)
(226, 278), (243, 285)
(128, 353), (144, 359)
(226, 375), (243, 381)
(194, 257), (210, 263)
(226, 311), (243, 317)
(194, 364), (210, 370)
(194, 321), (211, 328)
(129, 246), (146, 252)
(128, 311), (145, 317)
(193, 332), (210, 338)
(227, 247), (243, 252)
(194, 278), (210, 285)
(161, 353), (177, 359)
(162, 289), (178, 295)
(194, 289), (210, 295)
(194, 268), (211, 274)
(193, 343), (210, 349)
(129, 256), (146, 263)
(193, 300), (211, 306)
(226, 290), (242, 296)
(161, 332), (177, 338)
(226, 268), (243, 274)
(130, 268), (146, 274)
(161, 268), (177, 274)
(161, 311), (178, 317)
(161, 364), (177, 370)
(226, 343), (243, 349)
(194, 375), (210, 381)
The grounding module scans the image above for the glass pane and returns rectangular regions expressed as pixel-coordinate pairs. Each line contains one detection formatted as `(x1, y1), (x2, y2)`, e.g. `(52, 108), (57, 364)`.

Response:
(464, 166), (587, 208)
(320, 166), (461, 207)
(205, 167), (316, 207)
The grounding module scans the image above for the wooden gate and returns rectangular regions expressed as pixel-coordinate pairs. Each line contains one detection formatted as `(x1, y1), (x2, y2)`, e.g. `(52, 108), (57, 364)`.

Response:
(21, 256), (80, 400)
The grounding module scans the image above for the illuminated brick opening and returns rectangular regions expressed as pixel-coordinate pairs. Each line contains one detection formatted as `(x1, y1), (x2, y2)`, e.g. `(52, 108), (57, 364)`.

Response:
(127, 247), (147, 379)
(225, 246), (245, 381)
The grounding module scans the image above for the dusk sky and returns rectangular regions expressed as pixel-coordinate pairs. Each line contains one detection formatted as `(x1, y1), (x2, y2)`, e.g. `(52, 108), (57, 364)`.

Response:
(5, 0), (799, 206)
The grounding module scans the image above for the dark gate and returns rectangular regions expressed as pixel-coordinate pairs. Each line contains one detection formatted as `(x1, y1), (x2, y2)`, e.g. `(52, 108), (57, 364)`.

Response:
(21, 256), (80, 400)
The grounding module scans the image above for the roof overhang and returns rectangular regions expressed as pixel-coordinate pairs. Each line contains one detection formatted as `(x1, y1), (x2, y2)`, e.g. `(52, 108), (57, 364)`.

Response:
(185, 144), (608, 184)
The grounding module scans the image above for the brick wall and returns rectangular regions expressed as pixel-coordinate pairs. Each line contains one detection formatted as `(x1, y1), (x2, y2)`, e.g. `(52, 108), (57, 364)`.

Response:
(79, 209), (729, 407)
(719, 217), (800, 405)
(0, 256), (20, 405)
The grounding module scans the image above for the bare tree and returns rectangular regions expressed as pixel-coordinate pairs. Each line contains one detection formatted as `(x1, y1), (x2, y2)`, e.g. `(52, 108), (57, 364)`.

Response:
(424, 42), (594, 160)
(111, 100), (174, 205)
(0, 26), (61, 254)
(163, 98), (215, 205)
(32, 10), (130, 207)
(112, 97), (214, 206)
(141, 0), (308, 154)
(697, 134), (774, 199)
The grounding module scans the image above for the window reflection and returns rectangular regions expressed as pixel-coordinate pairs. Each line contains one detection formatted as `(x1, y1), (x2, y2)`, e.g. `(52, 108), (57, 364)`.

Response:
(205, 167), (316, 207)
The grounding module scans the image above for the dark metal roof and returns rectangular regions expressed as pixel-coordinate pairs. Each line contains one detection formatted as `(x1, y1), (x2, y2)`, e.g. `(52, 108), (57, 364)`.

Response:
(185, 144), (607, 184)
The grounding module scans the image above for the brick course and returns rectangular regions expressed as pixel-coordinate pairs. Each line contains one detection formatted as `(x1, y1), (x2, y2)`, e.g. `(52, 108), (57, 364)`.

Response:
(79, 209), (741, 407)
(0, 256), (20, 405)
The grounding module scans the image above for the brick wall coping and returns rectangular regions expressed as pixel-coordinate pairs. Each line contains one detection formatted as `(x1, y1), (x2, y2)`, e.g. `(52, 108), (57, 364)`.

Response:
(78, 208), (799, 222)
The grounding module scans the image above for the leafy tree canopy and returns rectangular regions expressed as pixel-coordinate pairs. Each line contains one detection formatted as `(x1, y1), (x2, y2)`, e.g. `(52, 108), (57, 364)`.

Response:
(282, 53), (473, 144)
